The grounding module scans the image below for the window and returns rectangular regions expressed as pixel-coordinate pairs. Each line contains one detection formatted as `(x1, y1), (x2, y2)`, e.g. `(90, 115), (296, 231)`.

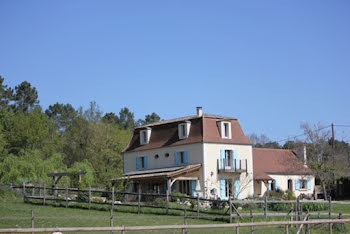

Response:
(224, 123), (229, 138)
(178, 121), (191, 139)
(179, 181), (191, 196)
(136, 156), (148, 170)
(165, 153), (169, 157)
(140, 128), (151, 145)
(300, 180), (307, 189)
(225, 179), (232, 198)
(154, 154), (159, 159)
(180, 151), (185, 164)
(220, 121), (231, 139)
(225, 150), (232, 167)
(288, 179), (293, 191)
(175, 151), (189, 165)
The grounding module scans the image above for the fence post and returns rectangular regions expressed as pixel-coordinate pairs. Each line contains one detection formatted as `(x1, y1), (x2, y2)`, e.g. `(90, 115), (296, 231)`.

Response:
(197, 195), (200, 219)
(110, 209), (114, 234)
(264, 196), (267, 219)
(285, 224), (289, 234)
(236, 226), (240, 234)
(329, 222), (333, 234)
(31, 209), (34, 234)
(43, 184), (46, 206)
(183, 209), (187, 234)
(88, 186), (91, 209)
(166, 191), (169, 215)
(111, 187), (115, 211)
(329, 196), (332, 233)
(65, 187), (68, 208)
(250, 205), (254, 234)
(22, 182), (26, 202)
(296, 196), (300, 221)
(138, 185), (141, 214)
(229, 196), (232, 223)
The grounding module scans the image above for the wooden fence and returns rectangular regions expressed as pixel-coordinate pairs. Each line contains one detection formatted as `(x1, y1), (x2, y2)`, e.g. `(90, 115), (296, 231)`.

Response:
(0, 219), (349, 233)
(11, 185), (350, 222)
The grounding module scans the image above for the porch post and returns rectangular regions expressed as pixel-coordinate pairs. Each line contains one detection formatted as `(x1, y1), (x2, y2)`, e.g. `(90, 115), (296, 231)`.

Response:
(167, 179), (171, 196)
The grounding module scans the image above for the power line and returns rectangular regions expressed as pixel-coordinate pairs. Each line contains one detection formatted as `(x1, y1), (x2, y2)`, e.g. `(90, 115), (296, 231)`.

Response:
(334, 124), (350, 128)
(274, 125), (332, 143)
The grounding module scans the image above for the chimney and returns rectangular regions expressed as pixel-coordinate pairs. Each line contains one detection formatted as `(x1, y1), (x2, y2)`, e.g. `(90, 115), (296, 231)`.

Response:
(196, 107), (203, 117)
(303, 145), (307, 167)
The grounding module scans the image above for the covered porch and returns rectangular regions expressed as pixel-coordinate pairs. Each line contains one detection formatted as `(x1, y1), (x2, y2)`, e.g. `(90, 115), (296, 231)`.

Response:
(118, 164), (202, 197)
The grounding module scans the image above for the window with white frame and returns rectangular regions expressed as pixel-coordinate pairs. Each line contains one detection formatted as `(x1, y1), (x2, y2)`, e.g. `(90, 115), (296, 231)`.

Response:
(140, 128), (151, 145)
(220, 121), (232, 139)
(178, 121), (191, 139)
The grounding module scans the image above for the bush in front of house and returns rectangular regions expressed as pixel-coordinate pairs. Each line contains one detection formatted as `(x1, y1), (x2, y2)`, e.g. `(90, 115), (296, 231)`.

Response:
(170, 192), (185, 202)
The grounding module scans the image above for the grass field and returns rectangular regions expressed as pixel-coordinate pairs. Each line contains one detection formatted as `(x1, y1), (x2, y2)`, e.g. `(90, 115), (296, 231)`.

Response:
(1, 190), (350, 233)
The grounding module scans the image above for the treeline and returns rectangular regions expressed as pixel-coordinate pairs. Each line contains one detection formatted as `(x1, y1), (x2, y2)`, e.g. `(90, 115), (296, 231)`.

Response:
(0, 76), (160, 188)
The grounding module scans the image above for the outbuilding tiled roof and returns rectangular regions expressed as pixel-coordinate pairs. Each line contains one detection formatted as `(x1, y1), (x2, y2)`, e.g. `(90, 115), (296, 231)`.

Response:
(253, 148), (313, 180)
(123, 114), (251, 152)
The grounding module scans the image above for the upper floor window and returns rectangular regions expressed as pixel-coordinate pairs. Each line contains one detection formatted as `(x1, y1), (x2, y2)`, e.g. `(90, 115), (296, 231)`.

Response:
(140, 127), (151, 145)
(178, 121), (191, 139)
(136, 156), (149, 170)
(175, 151), (189, 165)
(220, 121), (232, 139)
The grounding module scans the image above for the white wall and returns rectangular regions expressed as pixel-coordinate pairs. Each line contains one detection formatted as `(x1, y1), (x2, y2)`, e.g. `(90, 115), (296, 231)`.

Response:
(124, 143), (203, 172)
(203, 143), (254, 199)
(258, 174), (315, 197)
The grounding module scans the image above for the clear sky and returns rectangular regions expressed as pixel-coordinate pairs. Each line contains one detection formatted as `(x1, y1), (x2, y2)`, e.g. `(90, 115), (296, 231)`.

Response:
(1, 1), (349, 142)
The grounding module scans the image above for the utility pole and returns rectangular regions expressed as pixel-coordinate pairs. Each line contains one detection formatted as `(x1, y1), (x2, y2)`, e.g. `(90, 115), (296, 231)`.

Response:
(331, 123), (336, 197)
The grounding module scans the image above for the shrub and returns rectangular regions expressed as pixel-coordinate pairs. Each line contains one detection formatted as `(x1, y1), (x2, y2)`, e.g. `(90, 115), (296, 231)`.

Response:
(282, 190), (296, 200)
(302, 202), (327, 212)
(268, 203), (292, 212)
(171, 192), (185, 202)
(148, 197), (166, 208)
(76, 191), (89, 202)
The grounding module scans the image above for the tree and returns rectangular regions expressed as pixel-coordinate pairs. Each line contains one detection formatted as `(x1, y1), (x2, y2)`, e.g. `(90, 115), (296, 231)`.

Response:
(45, 103), (77, 131)
(248, 133), (281, 149)
(300, 123), (341, 199)
(84, 101), (102, 123)
(136, 112), (161, 126)
(102, 112), (120, 125)
(0, 76), (13, 109)
(13, 81), (39, 112)
(118, 107), (135, 130)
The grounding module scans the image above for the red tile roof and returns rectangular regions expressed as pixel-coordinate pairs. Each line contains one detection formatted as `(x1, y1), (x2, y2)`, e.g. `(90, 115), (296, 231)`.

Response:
(253, 148), (313, 180)
(123, 114), (251, 152)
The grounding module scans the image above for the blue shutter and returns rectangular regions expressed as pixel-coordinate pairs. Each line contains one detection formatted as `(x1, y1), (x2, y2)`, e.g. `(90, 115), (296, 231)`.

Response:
(296, 180), (300, 190)
(220, 179), (227, 200)
(235, 178), (241, 199)
(175, 152), (180, 166)
(136, 157), (141, 170)
(275, 179), (279, 191)
(307, 180), (312, 190)
(191, 180), (196, 196)
(184, 151), (189, 164)
(220, 150), (225, 170)
(144, 156), (149, 169)
(234, 150), (238, 170)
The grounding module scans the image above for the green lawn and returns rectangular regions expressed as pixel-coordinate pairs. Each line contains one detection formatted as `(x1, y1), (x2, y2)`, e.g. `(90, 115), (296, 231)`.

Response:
(1, 200), (349, 234)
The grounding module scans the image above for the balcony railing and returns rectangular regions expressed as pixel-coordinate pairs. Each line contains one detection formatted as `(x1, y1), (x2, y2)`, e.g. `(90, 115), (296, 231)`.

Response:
(217, 158), (247, 173)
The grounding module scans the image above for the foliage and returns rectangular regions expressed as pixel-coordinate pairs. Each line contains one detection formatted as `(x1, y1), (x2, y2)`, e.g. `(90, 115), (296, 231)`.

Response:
(148, 197), (166, 208)
(171, 192), (185, 202)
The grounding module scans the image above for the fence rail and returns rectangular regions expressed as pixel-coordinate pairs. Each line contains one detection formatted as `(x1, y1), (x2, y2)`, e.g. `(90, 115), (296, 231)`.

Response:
(0, 219), (349, 233)
(9, 184), (350, 223)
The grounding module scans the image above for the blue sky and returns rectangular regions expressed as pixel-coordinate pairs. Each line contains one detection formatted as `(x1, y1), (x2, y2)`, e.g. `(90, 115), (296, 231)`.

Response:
(1, 1), (349, 142)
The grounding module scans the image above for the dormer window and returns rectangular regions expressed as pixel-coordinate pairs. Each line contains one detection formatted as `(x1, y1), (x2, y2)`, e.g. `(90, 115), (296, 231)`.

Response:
(178, 121), (191, 139)
(140, 127), (151, 145)
(220, 121), (232, 139)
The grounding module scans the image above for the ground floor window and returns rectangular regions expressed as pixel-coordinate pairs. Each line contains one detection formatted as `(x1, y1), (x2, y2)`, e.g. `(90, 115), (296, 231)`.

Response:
(225, 179), (232, 197)
(179, 180), (191, 195)
(288, 179), (293, 191)
(300, 180), (307, 189)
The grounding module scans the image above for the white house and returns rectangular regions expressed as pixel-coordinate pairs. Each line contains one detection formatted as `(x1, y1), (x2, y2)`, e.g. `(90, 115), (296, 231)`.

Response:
(120, 107), (314, 199)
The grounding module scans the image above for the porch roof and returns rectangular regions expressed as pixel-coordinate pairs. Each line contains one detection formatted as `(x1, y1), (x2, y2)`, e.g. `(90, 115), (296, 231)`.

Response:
(117, 164), (201, 180)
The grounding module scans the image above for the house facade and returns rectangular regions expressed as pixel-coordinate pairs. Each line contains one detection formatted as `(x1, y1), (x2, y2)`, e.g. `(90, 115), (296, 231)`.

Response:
(121, 107), (314, 199)
(253, 148), (314, 198)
